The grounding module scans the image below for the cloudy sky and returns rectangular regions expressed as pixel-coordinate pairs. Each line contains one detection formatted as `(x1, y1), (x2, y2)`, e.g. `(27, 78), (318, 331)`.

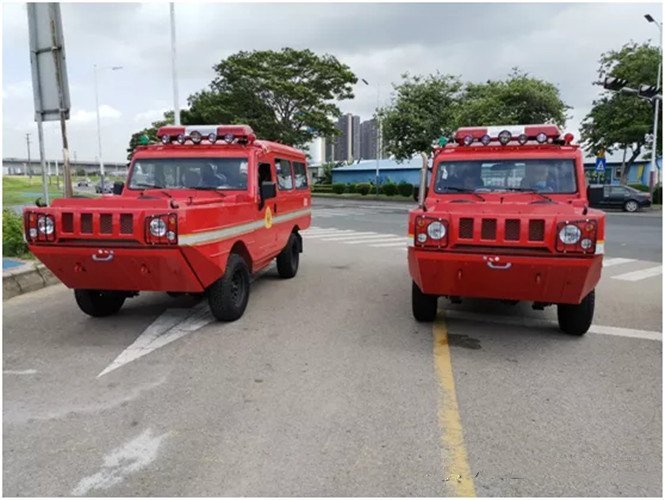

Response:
(2, 1), (661, 163)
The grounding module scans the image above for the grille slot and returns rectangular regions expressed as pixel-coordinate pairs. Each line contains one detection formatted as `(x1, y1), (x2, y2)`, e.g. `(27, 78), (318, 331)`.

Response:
(458, 218), (474, 239)
(481, 218), (497, 240)
(62, 213), (73, 232)
(529, 219), (545, 241)
(505, 219), (521, 241)
(80, 213), (93, 234)
(100, 214), (113, 234)
(120, 214), (133, 234)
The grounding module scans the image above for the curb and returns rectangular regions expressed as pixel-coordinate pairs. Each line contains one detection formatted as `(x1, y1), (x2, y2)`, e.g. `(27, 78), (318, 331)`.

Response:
(3, 262), (59, 301)
(312, 193), (416, 203)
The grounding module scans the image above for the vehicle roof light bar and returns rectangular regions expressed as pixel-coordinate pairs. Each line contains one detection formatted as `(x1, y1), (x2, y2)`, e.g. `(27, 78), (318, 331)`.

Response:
(453, 124), (562, 146)
(156, 124), (256, 145)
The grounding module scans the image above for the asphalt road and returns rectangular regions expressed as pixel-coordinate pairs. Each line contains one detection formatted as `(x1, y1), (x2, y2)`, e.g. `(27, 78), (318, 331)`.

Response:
(3, 197), (662, 496)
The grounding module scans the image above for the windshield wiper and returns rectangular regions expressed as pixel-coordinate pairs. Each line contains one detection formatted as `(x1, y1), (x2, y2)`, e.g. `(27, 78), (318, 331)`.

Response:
(503, 187), (553, 203)
(442, 186), (486, 201)
(134, 182), (164, 189)
(191, 186), (226, 196)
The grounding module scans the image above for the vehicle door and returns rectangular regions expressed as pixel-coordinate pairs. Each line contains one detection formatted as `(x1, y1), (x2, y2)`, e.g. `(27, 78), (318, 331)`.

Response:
(256, 160), (278, 257)
(274, 157), (297, 251)
(609, 186), (628, 207)
(292, 160), (311, 212)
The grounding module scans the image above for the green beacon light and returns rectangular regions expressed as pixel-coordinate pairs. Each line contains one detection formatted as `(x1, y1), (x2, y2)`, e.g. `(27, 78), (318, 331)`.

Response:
(438, 136), (448, 147)
(139, 134), (150, 145)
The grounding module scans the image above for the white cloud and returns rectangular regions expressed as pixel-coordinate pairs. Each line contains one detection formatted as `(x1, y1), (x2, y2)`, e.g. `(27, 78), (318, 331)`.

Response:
(133, 108), (168, 124)
(69, 105), (122, 124)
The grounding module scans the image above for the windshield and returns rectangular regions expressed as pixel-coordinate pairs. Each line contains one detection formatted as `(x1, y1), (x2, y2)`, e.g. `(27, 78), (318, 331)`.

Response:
(433, 159), (577, 194)
(128, 157), (249, 190)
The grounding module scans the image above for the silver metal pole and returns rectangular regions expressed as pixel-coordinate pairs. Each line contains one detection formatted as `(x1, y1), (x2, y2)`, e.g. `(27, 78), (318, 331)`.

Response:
(375, 85), (380, 196)
(94, 63), (105, 190)
(650, 24), (662, 196)
(170, 3), (180, 125)
(25, 133), (31, 178)
(36, 116), (49, 204)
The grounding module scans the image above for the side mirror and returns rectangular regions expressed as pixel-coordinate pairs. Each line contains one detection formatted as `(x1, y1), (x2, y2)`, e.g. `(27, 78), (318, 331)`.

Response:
(113, 181), (124, 195)
(260, 181), (277, 201)
(413, 185), (419, 202)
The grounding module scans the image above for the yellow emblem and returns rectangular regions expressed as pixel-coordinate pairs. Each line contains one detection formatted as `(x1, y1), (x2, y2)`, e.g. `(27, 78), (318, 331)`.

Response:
(264, 206), (273, 229)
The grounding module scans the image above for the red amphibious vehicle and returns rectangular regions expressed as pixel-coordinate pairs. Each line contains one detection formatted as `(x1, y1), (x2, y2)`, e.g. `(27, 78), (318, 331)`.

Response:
(24, 125), (311, 321)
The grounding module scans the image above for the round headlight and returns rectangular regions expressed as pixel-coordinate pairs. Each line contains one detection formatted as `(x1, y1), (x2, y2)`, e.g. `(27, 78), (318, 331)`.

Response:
(580, 238), (593, 250)
(463, 135), (474, 146)
(536, 132), (548, 144)
(223, 133), (234, 143)
(498, 130), (512, 145)
(149, 218), (167, 237)
(190, 131), (202, 144)
(559, 224), (581, 245)
(29, 228), (38, 239)
(416, 233), (427, 244)
(427, 221), (446, 240)
(517, 133), (528, 145)
(161, 135), (170, 145)
(208, 133), (218, 143)
(176, 134), (187, 145)
(480, 134), (491, 146)
(37, 216), (54, 235)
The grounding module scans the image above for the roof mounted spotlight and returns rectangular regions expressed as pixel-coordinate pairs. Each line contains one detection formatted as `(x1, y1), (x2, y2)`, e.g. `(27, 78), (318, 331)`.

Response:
(517, 133), (528, 145)
(176, 134), (187, 145)
(463, 135), (474, 146)
(223, 133), (235, 143)
(536, 132), (548, 144)
(498, 130), (512, 145)
(207, 132), (218, 143)
(190, 130), (202, 144)
(480, 134), (491, 146)
(161, 135), (171, 145)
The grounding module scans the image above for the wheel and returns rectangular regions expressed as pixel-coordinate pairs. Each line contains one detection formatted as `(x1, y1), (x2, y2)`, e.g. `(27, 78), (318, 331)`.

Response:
(74, 289), (126, 317)
(412, 281), (438, 322)
(276, 233), (300, 279)
(624, 200), (639, 212)
(557, 290), (595, 335)
(207, 254), (250, 321)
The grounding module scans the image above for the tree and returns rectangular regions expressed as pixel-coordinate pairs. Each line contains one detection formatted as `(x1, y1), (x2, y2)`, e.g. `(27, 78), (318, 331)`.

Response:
(185, 48), (357, 147)
(456, 69), (569, 127)
(126, 111), (174, 160)
(581, 42), (661, 184)
(380, 73), (463, 161)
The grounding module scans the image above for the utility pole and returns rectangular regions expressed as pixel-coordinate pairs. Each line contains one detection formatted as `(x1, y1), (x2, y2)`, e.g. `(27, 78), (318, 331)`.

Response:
(645, 14), (662, 197)
(170, 3), (180, 125)
(26, 133), (32, 179)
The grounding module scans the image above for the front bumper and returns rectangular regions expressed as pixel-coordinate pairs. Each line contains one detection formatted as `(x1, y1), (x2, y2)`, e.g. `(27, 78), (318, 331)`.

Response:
(408, 247), (602, 305)
(29, 245), (206, 293)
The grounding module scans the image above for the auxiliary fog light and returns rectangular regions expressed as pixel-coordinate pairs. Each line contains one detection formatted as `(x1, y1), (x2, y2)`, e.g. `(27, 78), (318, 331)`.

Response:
(416, 233), (427, 244)
(580, 238), (593, 250)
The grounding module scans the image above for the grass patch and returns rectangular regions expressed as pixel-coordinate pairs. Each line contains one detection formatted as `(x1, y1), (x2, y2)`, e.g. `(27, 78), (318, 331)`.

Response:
(3, 176), (98, 206)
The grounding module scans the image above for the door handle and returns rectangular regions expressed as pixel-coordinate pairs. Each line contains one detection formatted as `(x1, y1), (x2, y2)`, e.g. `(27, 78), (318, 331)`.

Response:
(487, 261), (511, 270)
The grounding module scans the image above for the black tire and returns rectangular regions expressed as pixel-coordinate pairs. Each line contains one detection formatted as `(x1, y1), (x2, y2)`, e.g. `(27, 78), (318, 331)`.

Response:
(557, 290), (595, 336)
(74, 289), (126, 317)
(276, 233), (300, 279)
(624, 200), (639, 212)
(207, 254), (250, 321)
(166, 292), (184, 298)
(412, 281), (438, 322)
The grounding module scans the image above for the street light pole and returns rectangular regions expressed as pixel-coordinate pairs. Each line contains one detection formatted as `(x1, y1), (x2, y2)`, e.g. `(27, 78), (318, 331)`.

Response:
(361, 78), (382, 196)
(25, 133), (31, 178)
(170, 3), (180, 126)
(93, 64), (122, 191)
(645, 14), (662, 197)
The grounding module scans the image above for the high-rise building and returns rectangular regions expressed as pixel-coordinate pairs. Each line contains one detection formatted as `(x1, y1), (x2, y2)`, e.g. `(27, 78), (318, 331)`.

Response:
(360, 118), (380, 160)
(333, 113), (361, 163)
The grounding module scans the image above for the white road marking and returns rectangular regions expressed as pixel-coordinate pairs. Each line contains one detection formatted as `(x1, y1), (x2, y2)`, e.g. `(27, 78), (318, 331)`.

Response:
(72, 428), (168, 496)
(98, 304), (213, 377)
(303, 230), (357, 238)
(443, 309), (661, 342)
(612, 265), (662, 282)
(369, 241), (410, 248)
(319, 232), (379, 241)
(345, 236), (407, 244)
(602, 257), (636, 268)
(3, 369), (38, 375)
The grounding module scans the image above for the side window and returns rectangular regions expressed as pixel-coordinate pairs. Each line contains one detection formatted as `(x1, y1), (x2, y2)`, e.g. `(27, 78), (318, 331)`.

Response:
(293, 161), (308, 189)
(258, 163), (273, 185)
(275, 158), (293, 190)
(611, 187), (626, 196)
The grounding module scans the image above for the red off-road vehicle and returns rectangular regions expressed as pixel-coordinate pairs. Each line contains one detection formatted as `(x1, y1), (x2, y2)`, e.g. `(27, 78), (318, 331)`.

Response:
(24, 125), (311, 321)
(408, 125), (605, 335)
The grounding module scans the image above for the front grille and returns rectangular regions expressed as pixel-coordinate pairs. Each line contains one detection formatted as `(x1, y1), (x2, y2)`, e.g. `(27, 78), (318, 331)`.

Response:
(529, 219), (545, 241)
(62, 213), (73, 233)
(80, 213), (93, 234)
(454, 244), (550, 255)
(459, 218), (474, 239)
(505, 219), (521, 241)
(120, 214), (133, 234)
(481, 218), (497, 240)
(100, 214), (113, 234)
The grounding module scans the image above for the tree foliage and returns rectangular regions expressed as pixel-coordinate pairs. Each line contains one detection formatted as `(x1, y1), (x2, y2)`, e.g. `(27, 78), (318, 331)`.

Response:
(381, 70), (569, 160)
(380, 73), (463, 161)
(126, 111), (174, 160)
(581, 42), (661, 182)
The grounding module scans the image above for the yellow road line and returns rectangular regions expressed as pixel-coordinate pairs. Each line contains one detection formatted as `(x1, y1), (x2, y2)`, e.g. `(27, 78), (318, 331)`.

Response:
(433, 311), (476, 497)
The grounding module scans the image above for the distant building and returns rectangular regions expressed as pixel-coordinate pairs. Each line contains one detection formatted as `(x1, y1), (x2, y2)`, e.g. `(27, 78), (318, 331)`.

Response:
(333, 113), (361, 163)
(360, 118), (381, 160)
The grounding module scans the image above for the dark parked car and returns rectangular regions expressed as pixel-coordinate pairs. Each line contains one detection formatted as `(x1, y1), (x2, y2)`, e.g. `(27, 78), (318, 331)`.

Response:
(588, 185), (652, 212)
(95, 181), (113, 194)
(77, 179), (90, 187)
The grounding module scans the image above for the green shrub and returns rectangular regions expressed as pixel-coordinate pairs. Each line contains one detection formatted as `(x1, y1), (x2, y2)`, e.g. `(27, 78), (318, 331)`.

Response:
(312, 184), (333, 193)
(397, 181), (413, 197)
(356, 183), (371, 195)
(382, 182), (397, 196)
(332, 183), (346, 194)
(3, 209), (28, 257)
(628, 183), (649, 192)
(346, 183), (357, 193)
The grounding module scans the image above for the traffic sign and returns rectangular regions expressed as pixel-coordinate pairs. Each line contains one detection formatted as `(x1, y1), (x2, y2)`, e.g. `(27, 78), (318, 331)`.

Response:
(595, 157), (606, 172)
